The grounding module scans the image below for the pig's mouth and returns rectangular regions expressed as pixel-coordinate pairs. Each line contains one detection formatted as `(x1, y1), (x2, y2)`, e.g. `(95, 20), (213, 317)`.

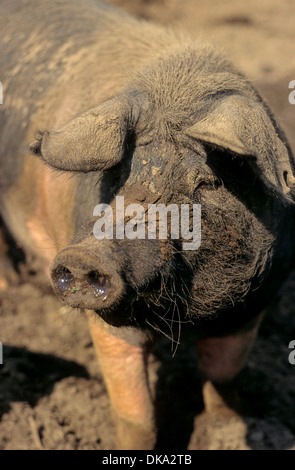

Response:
(97, 273), (190, 333)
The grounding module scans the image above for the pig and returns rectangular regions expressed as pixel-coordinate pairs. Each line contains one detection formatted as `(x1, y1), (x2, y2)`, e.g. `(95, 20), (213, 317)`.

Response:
(1, 0), (295, 450)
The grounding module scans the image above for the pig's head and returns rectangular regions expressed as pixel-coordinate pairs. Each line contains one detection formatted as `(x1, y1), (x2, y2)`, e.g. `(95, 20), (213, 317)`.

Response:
(29, 49), (295, 338)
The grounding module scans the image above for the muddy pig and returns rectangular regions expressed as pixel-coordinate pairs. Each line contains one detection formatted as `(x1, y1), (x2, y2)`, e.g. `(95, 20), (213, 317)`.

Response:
(1, 0), (295, 450)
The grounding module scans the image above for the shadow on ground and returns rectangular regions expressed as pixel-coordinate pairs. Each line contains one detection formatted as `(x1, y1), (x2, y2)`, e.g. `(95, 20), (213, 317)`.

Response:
(0, 345), (89, 419)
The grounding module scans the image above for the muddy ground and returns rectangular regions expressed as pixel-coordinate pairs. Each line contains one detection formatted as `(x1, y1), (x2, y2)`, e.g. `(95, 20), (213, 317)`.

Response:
(1, 0), (295, 451)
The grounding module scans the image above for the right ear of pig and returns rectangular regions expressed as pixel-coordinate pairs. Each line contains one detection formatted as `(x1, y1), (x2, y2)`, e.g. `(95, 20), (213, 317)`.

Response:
(29, 97), (131, 172)
(185, 95), (295, 204)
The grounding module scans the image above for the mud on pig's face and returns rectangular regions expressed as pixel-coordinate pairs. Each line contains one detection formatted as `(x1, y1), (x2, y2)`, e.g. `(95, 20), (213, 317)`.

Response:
(29, 89), (295, 332)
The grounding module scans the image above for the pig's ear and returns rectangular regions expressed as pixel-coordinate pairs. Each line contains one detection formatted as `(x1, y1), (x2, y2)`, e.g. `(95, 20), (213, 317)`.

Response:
(185, 95), (295, 202)
(29, 96), (132, 172)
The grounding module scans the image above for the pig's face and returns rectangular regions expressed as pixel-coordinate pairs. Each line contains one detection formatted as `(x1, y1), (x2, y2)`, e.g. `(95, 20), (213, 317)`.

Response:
(29, 75), (295, 336)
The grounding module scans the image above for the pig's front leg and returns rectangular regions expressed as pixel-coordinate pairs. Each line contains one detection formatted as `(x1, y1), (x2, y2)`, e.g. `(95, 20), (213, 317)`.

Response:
(88, 318), (156, 450)
(196, 315), (263, 415)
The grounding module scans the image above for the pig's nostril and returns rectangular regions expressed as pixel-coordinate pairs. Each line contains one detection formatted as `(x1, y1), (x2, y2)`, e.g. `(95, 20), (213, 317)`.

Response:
(53, 266), (75, 293)
(87, 270), (110, 300)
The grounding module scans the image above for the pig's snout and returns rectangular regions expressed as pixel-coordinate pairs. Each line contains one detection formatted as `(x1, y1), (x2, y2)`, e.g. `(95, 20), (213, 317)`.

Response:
(49, 246), (124, 310)
(54, 267), (110, 299)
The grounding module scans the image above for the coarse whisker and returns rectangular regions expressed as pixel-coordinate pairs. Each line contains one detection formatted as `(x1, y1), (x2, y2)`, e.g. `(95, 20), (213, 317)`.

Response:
(171, 245), (196, 272)
(177, 275), (191, 311)
(151, 308), (174, 336)
(151, 293), (164, 307)
(150, 272), (168, 306)
(156, 316), (189, 324)
(170, 300), (178, 356)
(145, 318), (180, 346)
(172, 301), (182, 358)
(156, 294), (175, 306)
(160, 274), (177, 304)
(159, 271), (166, 298)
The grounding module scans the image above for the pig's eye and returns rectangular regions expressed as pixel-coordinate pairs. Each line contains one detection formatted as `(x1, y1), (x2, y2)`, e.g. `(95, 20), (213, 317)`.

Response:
(195, 179), (222, 191)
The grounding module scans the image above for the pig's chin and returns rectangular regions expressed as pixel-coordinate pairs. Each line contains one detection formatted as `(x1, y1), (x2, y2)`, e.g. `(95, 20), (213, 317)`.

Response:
(94, 308), (137, 328)
(93, 298), (150, 329)
(93, 293), (186, 332)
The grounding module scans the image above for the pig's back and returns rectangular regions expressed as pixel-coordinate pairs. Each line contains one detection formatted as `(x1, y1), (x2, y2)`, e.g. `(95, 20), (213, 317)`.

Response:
(0, 0), (180, 190)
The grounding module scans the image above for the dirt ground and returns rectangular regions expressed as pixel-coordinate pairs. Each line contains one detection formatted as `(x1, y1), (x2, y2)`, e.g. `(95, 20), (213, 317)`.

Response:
(1, 0), (295, 451)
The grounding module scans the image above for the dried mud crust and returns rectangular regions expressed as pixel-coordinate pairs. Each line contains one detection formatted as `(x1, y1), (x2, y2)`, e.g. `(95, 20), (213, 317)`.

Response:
(1, 0), (295, 451)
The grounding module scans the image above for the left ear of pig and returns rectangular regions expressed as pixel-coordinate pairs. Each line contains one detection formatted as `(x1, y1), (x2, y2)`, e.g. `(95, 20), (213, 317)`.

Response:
(185, 95), (295, 203)
(29, 96), (131, 172)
